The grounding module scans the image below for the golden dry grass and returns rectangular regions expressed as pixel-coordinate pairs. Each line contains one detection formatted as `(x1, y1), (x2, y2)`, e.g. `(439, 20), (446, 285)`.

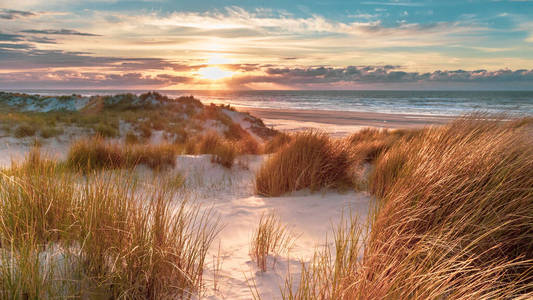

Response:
(281, 116), (533, 299)
(66, 136), (177, 171)
(250, 211), (295, 272)
(0, 149), (220, 299)
(185, 131), (239, 168)
(256, 131), (351, 196)
(263, 132), (291, 154)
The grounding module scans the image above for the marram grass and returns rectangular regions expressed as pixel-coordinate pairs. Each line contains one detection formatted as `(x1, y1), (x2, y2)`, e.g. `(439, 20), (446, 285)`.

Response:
(0, 149), (220, 299)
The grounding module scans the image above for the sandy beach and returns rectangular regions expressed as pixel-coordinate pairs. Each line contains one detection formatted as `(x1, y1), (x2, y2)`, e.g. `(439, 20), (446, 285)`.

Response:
(241, 107), (454, 136)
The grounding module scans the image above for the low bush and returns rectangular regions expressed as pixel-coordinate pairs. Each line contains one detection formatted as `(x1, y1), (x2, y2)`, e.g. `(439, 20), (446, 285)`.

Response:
(256, 131), (351, 196)
(224, 122), (250, 141)
(138, 121), (152, 139)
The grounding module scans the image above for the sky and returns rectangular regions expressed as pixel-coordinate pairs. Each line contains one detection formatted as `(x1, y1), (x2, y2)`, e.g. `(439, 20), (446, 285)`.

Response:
(0, 0), (532, 90)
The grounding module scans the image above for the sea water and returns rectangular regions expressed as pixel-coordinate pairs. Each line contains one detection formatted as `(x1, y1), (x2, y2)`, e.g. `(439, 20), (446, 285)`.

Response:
(8, 90), (533, 116)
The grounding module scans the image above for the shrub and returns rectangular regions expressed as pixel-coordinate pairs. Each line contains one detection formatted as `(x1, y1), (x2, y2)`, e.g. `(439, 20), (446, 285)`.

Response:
(67, 136), (127, 170)
(255, 131), (351, 196)
(1, 123), (11, 134)
(251, 211), (295, 272)
(135, 144), (177, 170)
(346, 127), (418, 165)
(14, 124), (37, 138)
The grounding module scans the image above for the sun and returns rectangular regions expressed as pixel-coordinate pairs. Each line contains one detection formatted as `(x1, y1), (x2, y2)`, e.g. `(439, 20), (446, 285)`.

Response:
(197, 66), (234, 81)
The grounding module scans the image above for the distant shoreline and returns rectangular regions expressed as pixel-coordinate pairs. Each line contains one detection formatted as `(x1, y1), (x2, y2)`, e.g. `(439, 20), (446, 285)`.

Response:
(240, 106), (453, 136)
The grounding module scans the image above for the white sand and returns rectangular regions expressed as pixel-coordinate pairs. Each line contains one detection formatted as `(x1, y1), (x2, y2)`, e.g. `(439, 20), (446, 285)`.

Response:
(166, 155), (370, 299)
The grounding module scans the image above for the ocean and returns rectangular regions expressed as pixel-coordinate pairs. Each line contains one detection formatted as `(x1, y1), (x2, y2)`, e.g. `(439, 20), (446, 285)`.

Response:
(8, 90), (533, 116)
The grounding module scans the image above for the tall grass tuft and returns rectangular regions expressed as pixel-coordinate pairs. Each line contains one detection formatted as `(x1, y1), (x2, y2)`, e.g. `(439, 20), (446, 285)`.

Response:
(185, 131), (238, 168)
(251, 211), (295, 272)
(256, 131), (351, 196)
(0, 149), (220, 299)
(263, 132), (291, 154)
(281, 213), (363, 299)
(281, 116), (533, 299)
(66, 136), (177, 171)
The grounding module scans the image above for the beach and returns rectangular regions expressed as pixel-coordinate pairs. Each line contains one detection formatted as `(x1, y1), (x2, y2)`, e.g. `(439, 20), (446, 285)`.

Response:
(242, 107), (454, 136)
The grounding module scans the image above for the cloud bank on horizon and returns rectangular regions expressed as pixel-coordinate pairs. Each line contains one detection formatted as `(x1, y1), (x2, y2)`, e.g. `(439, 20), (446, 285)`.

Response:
(0, 0), (532, 90)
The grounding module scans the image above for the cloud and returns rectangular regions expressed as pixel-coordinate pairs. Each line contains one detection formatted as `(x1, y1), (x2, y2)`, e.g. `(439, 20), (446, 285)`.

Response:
(21, 29), (101, 36)
(0, 9), (36, 19)
(26, 36), (57, 44)
(0, 71), (193, 89)
(0, 32), (24, 42)
(0, 47), (190, 70)
(226, 66), (533, 88)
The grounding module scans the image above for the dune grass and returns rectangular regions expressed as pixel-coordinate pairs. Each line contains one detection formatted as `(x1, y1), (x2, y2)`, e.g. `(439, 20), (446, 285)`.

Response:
(280, 116), (533, 299)
(14, 124), (37, 138)
(256, 131), (351, 196)
(0, 149), (220, 299)
(66, 136), (177, 171)
(263, 132), (291, 154)
(281, 213), (363, 299)
(251, 211), (295, 272)
(185, 131), (240, 168)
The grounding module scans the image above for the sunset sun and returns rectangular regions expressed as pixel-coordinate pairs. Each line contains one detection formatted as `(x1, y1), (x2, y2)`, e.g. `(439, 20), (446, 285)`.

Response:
(197, 66), (234, 81)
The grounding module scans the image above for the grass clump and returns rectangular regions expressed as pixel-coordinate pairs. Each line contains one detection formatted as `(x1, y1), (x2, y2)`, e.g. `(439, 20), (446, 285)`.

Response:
(251, 211), (295, 272)
(359, 117), (533, 298)
(14, 124), (37, 138)
(263, 132), (291, 153)
(124, 130), (139, 144)
(283, 116), (533, 299)
(282, 214), (363, 299)
(212, 141), (237, 168)
(344, 127), (418, 190)
(93, 122), (118, 138)
(39, 126), (63, 139)
(186, 131), (238, 168)
(256, 131), (351, 196)
(237, 135), (261, 155)
(66, 136), (177, 171)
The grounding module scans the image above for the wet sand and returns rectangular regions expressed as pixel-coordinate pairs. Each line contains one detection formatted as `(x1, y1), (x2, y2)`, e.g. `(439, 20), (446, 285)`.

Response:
(241, 107), (454, 136)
